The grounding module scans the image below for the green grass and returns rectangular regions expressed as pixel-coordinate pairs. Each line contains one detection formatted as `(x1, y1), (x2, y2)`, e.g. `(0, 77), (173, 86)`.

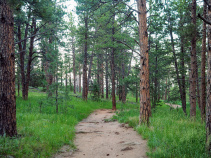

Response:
(2, 90), (208, 157)
(114, 101), (209, 158)
(0, 91), (113, 158)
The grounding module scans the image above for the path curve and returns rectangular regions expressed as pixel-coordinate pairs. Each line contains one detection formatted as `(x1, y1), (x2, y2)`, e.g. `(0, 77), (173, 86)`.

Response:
(165, 103), (182, 109)
(54, 109), (148, 158)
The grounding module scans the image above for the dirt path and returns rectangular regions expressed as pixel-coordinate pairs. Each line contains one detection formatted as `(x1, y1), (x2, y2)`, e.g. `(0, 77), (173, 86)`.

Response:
(165, 103), (182, 109)
(54, 109), (147, 158)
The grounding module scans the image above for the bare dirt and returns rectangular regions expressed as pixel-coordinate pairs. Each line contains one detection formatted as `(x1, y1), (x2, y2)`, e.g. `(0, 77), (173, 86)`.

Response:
(165, 103), (182, 109)
(54, 109), (148, 158)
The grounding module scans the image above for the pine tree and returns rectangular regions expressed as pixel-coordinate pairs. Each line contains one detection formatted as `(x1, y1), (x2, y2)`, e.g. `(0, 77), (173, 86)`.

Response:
(0, 0), (17, 137)
(201, 1), (207, 121)
(206, 0), (211, 154)
(189, 0), (197, 118)
(137, 0), (151, 124)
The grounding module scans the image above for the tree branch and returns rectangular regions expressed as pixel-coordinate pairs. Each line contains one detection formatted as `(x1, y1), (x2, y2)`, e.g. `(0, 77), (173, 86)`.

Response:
(31, 55), (42, 62)
(121, 1), (141, 14)
(116, 40), (141, 56)
(204, 0), (211, 7)
(15, 30), (49, 45)
(134, 39), (140, 46)
(198, 13), (211, 25)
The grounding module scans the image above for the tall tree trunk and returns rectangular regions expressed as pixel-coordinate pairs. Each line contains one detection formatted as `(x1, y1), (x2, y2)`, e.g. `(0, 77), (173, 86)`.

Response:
(72, 37), (76, 94)
(206, 0), (211, 154)
(196, 59), (201, 109)
(70, 74), (72, 91)
(97, 54), (100, 97)
(87, 51), (94, 92)
(181, 37), (187, 114)
(100, 59), (104, 98)
(25, 17), (37, 99)
(105, 53), (109, 99)
(111, 47), (116, 110)
(136, 81), (138, 102)
(189, 0), (197, 117)
(110, 7), (116, 111)
(122, 61), (126, 103)
(164, 78), (168, 100)
(17, 66), (20, 97)
(116, 75), (119, 96)
(137, 0), (151, 124)
(111, 11), (116, 110)
(44, 25), (53, 97)
(79, 64), (81, 93)
(153, 55), (158, 108)
(82, 17), (88, 100)
(56, 64), (58, 114)
(18, 22), (29, 100)
(201, 1), (207, 121)
(0, 0), (17, 136)
(119, 84), (122, 101)
(168, 16), (186, 115)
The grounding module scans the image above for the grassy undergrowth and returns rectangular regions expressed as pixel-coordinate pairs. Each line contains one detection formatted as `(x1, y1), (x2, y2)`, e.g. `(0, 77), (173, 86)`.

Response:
(0, 91), (113, 157)
(114, 101), (209, 158)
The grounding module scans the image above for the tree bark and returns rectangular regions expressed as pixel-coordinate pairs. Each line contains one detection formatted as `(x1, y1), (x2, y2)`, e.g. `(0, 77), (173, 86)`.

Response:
(206, 0), (211, 154)
(87, 51), (94, 92)
(18, 22), (29, 100)
(100, 57), (104, 98)
(196, 59), (201, 110)
(0, 0), (17, 137)
(70, 74), (72, 91)
(79, 64), (81, 93)
(72, 37), (76, 94)
(17, 66), (20, 97)
(97, 54), (100, 97)
(136, 81), (138, 102)
(105, 52), (109, 99)
(111, 13), (116, 110)
(189, 0), (197, 117)
(56, 63), (58, 114)
(180, 37), (187, 115)
(201, 1), (207, 121)
(137, 0), (151, 124)
(111, 48), (116, 110)
(153, 55), (158, 108)
(82, 17), (88, 100)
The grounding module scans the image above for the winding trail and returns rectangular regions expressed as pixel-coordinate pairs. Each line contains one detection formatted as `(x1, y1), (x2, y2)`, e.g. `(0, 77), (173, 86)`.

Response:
(54, 109), (148, 158)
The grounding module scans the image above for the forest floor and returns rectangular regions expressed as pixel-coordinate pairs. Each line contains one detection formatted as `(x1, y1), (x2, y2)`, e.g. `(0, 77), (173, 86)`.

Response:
(54, 109), (148, 158)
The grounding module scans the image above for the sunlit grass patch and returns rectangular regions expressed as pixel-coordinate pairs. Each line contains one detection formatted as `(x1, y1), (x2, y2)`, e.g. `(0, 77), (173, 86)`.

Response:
(1, 91), (113, 157)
